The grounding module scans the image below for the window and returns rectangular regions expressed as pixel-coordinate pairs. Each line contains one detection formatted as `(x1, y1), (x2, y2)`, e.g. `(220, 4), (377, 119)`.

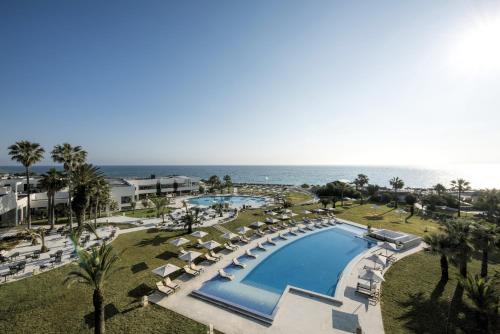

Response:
(121, 196), (132, 204)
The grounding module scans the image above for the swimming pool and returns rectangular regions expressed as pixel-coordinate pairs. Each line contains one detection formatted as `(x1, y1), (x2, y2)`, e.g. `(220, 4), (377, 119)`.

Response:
(188, 195), (267, 208)
(192, 224), (373, 322)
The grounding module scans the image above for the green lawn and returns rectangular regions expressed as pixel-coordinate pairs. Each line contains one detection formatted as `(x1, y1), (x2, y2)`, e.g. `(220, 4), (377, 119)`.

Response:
(381, 251), (500, 334)
(121, 208), (165, 219)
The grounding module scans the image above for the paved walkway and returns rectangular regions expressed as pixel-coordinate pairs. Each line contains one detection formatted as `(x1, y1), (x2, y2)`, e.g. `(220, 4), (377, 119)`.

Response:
(149, 223), (423, 334)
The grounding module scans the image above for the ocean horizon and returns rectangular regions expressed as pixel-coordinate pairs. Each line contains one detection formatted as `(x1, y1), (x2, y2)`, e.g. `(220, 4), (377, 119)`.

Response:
(1, 164), (498, 189)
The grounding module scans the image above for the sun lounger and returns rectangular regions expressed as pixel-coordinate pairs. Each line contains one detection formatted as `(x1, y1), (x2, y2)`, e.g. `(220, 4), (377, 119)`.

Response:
(190, 262), (204, 273)
(278, 233), (288, 240)
(209, 250), (222, 260)
(183, 265), (200, 276)
(195, 239), (204, 248)
(163, 277), (180, 290)
(245, 249), (258, 258)
(203, 253), (218, 263)
(240, 235), (251, 243)
(232, 258), (247, 268)
(227, 241), (239, 249)
(266, 238), (277, 246)
(223, 243), (235, 251)
(288, 228), (298, 236)
(156, 282), (174, 296)
(257, 242), (266, 250)
(218, 269), (235, 280)
(268, 226), (279, 232)
(179, 247), (187, 255)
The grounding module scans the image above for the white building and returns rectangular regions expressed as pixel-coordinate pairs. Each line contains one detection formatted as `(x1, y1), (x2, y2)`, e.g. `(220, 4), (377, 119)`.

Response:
(0, 175), (200, 227)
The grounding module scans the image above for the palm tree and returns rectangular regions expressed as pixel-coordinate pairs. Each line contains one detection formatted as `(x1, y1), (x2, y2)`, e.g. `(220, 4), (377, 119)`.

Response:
(353, 174), (369, 204)
(8, 141), (45, 229)
(434, 183), (447, 196)
(183, 201), (200, 233)
(65, 243), (120, 334)
(38, 169), (67, 229)
(90, 178), (110, 225)
(461, 274), (499, 334)
(130, 201), (136, 213)
(52, 144), (87, 229)
(423, 233), (451, 281)
(150, 196), (168, 222)
(389, 177), (404, 208)
(141, 197), (150, 209)
(471, 222), (498, 278)
(445, 219), (473, 279)
(71, 164), (102, 228)
(319, 198), (330, 208)
(450, 178), (471, 217)
(223, 175), (232, 193)
(476, 189), (499, 224)
(26, 227), (49, 253)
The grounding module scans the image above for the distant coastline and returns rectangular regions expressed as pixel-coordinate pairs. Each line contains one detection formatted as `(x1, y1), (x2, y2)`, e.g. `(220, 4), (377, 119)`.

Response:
(1, 164), (498, 189)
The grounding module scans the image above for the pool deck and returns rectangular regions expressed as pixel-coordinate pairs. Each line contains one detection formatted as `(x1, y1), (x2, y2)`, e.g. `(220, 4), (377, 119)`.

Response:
(149, 224), (424, 334)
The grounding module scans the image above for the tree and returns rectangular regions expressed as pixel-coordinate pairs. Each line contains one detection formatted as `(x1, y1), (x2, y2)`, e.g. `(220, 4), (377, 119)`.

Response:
(72, 164), (103, 228)
(450, 178), (471, 218)
(109, 200), (118, 212)
(223, 175), (232, 193)
(282, 200), (293, 209)
(423, 233), (451, 281)
(38, 168), (66, 229)
(434, 183), (447, 196)
(366, 184), (380, 198)
(474, 189), (499, 224)
(8, 141), (45, 228)
(198, 185), (205, 194)
(52, 143), (87, 230)
(319, 198), (330, 208)
(461, 274), (499, 334)
(26, 227), (49, 253)
(90, 178), (110, 224)
(130, 201), (136, 213)
(183, 202), (200, 234)
(471, 222), (498, 278)
(389, 177), (404, 208)
(405, 194), (417, 217)
(207, 175), (221, 193)
(150, 196), (168, 222)
(65, 243), (120, 334)
(354, 174), (369, 204)
(445, 219), (473, 279)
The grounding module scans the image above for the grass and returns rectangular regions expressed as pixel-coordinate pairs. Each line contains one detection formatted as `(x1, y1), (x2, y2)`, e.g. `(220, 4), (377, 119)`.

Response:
(381, 251), (500, 334)
(121, 208), (167, 219)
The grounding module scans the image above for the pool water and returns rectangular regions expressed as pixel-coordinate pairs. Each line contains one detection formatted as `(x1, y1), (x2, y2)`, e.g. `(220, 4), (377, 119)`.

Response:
(188, 195), (267, 208)
(194, 225), (372, 319)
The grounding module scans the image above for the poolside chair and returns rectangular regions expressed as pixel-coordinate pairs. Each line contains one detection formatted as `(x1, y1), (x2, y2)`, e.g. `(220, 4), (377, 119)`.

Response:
(227, 241), (239, 249)
(268, 226), (279, 232)
(178, 247), (187, 255)
(156, 282), (174, 296)
(266, 237), (277, 246)
(183, 265), (200, 276)
(257, 242), (266, 250)
(232, 258), (247, 268)
(163, 276), (180, 290)
(190, 262), (204, 273)
(255, 229), (266, 237)
(195, 239), (204, 248)
(209, 250), (222, 260)
(288, 228), (298, 236)
(355, 282), (380, 303)
(278, 233), (288, 240)
(240, 235), (251, 243)
(223, 243), (235, 252)
(245, 249), (258, 258)
(218, 269), (235, 280)
(203, 253), (218, 263)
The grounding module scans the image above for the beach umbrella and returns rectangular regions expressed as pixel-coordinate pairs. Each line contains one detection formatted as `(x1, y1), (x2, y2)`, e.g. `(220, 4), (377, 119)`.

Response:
(152, 263), (181, 277)
(365, 253), (386, 269)
(265, 218), (279, 224)
(190, 231), (208, 238)
(278, 214), (290, 220)
(268, 211), (278, 216)
(201, 240), (221, 250)
(169, 237), (189, 247)
(380, 241), (398, 256)
(290, 212), (298, 217)
(303, 210), (312, 215)
(358, 268), (385, 282)
(315, 208), (324, 213)
(251, 221), (265, 228)
(179, 250), (202, 263)
(222, 232), (239, 240)
(283, 209), (292, 214)
(235, 226), (251, 235)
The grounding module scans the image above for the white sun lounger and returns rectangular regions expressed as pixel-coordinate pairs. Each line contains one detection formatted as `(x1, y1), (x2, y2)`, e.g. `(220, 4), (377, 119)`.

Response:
(209, 250), (222, 260)
(245, 249), (258, 258)
(278, 233), (288, 240)
(218, 269), (235, 280)
(266, 237), (277, 246)
(163, 277), (180, 290)
(257, 242), (267, 250)
(232, 258), (247, 268)
(156, 282), (174, 296)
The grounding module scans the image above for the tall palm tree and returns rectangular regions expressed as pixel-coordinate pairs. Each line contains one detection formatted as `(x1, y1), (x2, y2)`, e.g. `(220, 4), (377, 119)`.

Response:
(434, 183), (447, 196)
(65, 243), (120, 334)
(476, 189), (499, 224)
(461, 274), (499, 334)
(8, 141), (45, 228)
(90, 178), (110, 225)
(38, 169), (67, 229)
(150, 196), (168, 222)
(423, 233), (451, 281)
(389, 177), (405, 208)
(72, 164), (102, 228)
(471, 222), (498, 278)
(52, 144), (87, 229)
(223, 175), (232, 193)
(353, 174), (369, 204)
(183, 201), (200, 234)
(450, 178), (471, 218)
(444, 219), (473, 279)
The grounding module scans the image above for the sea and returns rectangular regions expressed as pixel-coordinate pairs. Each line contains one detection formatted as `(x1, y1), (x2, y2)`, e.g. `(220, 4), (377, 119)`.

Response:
(1, 165), (499, 189)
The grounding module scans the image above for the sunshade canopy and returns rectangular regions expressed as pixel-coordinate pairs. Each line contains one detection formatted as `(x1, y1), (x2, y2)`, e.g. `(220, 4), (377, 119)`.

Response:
(152, 263), (181, 277)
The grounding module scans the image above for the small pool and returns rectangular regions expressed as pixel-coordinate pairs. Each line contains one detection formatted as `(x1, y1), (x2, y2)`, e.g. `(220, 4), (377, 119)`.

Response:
(193, 224), (373, 322)
(188, 195), (267, 208)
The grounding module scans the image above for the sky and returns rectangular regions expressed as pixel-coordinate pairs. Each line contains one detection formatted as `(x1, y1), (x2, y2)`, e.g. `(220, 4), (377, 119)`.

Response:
(1, 0), (499, 166)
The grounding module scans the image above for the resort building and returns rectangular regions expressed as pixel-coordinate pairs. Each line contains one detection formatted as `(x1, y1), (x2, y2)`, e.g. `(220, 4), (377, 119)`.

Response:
(0, 175), (200, 227)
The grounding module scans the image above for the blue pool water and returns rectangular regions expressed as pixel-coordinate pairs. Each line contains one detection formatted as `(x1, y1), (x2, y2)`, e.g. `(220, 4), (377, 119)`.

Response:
(188, 195), (267, 208)
(194, 225), (372, 319)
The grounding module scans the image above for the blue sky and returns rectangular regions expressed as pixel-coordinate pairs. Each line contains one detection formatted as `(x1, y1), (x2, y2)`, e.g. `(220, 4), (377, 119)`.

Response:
(1, 0), (499, 166)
